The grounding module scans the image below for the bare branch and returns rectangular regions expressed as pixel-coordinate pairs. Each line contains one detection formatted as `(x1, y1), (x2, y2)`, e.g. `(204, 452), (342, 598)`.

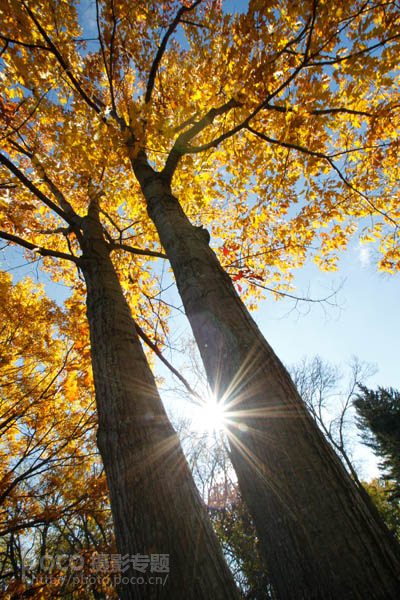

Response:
(134, 321), (202, 402)
(249, 278), (338, 305)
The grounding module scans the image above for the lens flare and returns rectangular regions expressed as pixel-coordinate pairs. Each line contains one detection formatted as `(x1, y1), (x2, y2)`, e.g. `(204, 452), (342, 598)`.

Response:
(192, 392), (227, 434)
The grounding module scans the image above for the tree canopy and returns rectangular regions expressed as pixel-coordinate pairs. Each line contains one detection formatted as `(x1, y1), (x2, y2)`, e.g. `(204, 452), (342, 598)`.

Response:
(1, 0), (400, 301)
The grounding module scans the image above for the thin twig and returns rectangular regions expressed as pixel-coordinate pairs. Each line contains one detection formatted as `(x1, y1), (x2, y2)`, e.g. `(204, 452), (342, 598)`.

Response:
(135, 321), (203, 403)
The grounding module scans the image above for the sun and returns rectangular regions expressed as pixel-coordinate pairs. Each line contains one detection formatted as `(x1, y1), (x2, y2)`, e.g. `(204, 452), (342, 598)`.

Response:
(192, 392), (227, 435)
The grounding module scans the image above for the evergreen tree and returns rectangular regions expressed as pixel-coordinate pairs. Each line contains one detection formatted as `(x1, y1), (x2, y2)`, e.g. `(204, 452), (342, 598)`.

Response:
(354, 386), (400, 499)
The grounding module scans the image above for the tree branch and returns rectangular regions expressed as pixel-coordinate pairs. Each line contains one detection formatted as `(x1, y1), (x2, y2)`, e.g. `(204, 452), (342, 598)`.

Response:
(145, 0), (202, 104)
(0, 34), (50, 51)
(245, 124), (327, 159)
(249, 278), (338, 305)
(22, 2), (101, 115)
(8, 140), (83, 233)
(245, 125), (400, 228)
(95, 0), (118, 113)
(265, 102), (372, 118)
(109, 241), (166, 259)
(1, 85), (55, 142)
(0, 230), (78, 263)
(135, 321), (202, 402)
(304, 0), (318, 61)
(163, 97), (242, 180)
(0, 39), (9, 57)
(309, 32), (400, 67)
(0, 152), (72, 225)
(163, 4), (396, 166)
(0, 495), (89, 537)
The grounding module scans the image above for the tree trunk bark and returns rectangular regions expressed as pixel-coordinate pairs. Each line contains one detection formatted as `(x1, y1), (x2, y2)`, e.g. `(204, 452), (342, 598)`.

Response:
(79, 200), (240, 600)
(133, 163), (400, 600)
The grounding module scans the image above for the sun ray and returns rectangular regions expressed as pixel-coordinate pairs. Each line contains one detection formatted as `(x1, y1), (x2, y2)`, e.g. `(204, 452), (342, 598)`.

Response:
(190, 390), (227, 436)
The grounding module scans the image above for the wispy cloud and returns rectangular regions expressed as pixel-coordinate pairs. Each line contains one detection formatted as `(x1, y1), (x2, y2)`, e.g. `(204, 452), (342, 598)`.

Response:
(358, 243), (370, 268)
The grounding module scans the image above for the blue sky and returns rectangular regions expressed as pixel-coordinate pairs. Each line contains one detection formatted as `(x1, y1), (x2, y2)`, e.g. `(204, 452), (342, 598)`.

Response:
(254, 239), (399, 478)
(258, 241), (400, 390)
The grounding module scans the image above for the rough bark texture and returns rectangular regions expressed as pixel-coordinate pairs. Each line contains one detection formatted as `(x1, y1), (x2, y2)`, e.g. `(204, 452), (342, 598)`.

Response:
(133, 162), (400, 600)
(79, 200), (240, 600)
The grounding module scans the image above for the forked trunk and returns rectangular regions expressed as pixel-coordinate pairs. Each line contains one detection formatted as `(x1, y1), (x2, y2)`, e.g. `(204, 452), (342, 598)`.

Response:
(134, 165), (400, 600)
(79, 201), (240, 600)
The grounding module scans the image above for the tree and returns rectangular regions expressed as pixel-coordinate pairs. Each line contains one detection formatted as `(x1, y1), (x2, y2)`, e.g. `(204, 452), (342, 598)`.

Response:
(0, 271), (114, 599)
(177, 349), (399, 598)
(354, 386), (400, 499)
(169, 354), (271, 599)
(288, 355), (400, 548)
(0, 92), (239, 600)
(0, 205), (240, 600)
(1, 473), (115, 599)
(208, 482), (273, 600)
(1, 1), (400, 598)
(129, 4), (400, 596)
(0, 275), (235, 599)
(290, 355), (378, 488)
(363, 479), (400, 541)
(0, 271), (97, 539)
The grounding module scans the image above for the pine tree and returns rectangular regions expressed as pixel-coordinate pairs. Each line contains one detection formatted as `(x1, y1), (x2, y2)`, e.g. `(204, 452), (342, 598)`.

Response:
(355, 386), (400, 499)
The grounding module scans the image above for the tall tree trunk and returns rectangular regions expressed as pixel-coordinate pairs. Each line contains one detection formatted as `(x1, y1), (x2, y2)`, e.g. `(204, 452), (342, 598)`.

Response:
(133, 162), (400, 600)
(79, 200), (240, 600)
